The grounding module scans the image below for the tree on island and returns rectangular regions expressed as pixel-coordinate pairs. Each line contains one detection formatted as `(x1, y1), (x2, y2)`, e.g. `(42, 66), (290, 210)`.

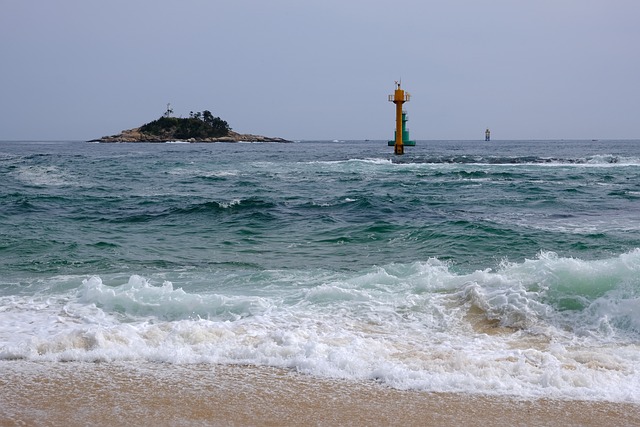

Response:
(139, 109), (231, 139)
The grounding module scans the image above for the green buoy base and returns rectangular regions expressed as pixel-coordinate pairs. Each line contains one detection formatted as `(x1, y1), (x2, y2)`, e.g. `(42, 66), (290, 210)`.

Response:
(388, 140), (416, 146)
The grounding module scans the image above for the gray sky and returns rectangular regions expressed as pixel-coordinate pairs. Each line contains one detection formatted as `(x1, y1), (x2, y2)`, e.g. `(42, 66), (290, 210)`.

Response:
(1, 0), (639, 141)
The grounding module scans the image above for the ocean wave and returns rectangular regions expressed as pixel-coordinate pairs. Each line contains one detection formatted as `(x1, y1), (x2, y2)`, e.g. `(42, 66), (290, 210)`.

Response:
(78, 275), (270, 321)
(301, 155), (640, 171)
(167, 167), (239, 180)
(2, 250), (640, 401)
(401, 155), (640, 166)
(453, 250), (640, 337)
(104, 198), (279, 223)
(175, 198), (277, 215)
(12, 165), (79, 187)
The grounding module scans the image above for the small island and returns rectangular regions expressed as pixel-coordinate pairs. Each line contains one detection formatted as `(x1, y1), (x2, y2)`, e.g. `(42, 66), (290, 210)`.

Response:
(89, 107), (289, 143)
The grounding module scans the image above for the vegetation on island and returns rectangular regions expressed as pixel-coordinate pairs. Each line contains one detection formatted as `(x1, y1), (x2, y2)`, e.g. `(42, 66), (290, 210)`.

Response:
(139, 110), (231, 140)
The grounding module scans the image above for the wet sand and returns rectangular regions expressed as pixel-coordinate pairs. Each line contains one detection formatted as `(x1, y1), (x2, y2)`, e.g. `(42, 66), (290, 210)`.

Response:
(1, 361), (639, 426)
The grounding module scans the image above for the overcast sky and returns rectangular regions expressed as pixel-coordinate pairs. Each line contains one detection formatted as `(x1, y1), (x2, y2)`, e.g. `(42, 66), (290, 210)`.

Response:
(1, 0), (639, 141)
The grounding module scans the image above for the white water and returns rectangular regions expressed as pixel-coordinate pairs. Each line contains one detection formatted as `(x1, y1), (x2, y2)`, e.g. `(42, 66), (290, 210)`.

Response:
(2, 251), (640, 402)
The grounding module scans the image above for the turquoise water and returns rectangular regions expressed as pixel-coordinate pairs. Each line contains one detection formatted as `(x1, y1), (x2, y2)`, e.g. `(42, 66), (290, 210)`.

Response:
(1, 139), (640, 401)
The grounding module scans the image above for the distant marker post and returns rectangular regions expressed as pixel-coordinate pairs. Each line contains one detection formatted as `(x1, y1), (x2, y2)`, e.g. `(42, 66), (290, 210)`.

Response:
(388, 81), (411, 155)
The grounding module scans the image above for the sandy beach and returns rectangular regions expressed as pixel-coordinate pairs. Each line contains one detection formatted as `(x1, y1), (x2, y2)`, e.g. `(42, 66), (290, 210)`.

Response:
(1, 361), (638, 427)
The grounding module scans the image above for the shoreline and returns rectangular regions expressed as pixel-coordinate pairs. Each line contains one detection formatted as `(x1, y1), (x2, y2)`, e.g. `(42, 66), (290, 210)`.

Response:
(89, 128), (290, 143)
(1, 361), (639, 426)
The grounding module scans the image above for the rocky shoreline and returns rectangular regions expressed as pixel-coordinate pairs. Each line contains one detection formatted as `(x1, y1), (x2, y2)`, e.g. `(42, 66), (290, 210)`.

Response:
(89, 128), (290, 143)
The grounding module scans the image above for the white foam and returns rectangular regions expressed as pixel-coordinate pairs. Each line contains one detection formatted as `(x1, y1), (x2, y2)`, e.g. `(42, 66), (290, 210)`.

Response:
(218, 199), (242, 208)
(168, 168), (239, 178)
(12, 165), (78, 187)
(2, 253), (640, 402)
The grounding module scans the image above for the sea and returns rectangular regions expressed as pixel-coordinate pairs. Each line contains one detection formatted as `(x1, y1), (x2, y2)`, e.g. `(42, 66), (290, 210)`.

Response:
(1, 139), (640, 403)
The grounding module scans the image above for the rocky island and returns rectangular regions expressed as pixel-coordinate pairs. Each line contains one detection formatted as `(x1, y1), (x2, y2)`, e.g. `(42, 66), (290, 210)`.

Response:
(89, 109), (289, 143)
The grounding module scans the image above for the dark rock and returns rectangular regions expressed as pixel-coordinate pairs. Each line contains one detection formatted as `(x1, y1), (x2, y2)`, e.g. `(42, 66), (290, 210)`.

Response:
(89, 127), (290, 143)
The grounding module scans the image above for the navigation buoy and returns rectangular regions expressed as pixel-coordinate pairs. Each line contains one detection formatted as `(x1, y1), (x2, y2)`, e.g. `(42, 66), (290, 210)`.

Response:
(388, 81), (414, 155)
